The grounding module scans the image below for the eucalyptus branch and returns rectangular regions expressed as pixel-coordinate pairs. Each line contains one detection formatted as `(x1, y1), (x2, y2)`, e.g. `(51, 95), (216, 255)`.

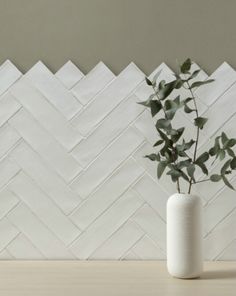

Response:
(141, 58), (236, 194)
(186, 80), (200, 194)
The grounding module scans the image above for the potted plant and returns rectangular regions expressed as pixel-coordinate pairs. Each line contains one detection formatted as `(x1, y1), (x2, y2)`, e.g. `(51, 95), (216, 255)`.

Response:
(139, 58), (236, 278)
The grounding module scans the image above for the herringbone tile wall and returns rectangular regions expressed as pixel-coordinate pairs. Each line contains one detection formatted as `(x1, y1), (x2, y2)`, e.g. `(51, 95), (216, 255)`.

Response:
(0, 60), (235, 260)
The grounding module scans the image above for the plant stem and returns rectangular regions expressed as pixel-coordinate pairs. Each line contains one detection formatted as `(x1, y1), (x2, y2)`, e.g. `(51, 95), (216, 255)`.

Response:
(187, 81), (200, 194)
(153, 85), (182, 193)
(177, 179), (180, 193)
(193, 178), (211, 184)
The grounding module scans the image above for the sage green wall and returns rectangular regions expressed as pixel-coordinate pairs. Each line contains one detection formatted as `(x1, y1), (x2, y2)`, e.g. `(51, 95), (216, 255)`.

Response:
(0, 0), (235, 74)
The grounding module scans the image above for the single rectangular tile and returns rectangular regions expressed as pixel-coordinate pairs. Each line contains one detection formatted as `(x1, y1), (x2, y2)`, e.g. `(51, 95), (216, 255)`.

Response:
(8, 109), (82, 182)
(71, 127), (144, 198)
(0, 60), (22, 96)
(71, 94), (143, 167)
(6, 234), (45, 259)
(25, 61), (82, 119)
(71, 62), (115, 105)
(0, 218), (19, 251)
(131, 204), (166, 250)
(10, 142), (81, 214)
(217, 239), (236, 260)
(90, 221), (144, 259)
(71, 63), (144, 136)
(0, 249), (13, 259)
(196, 62), (236, 106)
(70, 158), (144, 229)
(0, 124), (20, 159)
(132, 235), (165, 260)
(11, 78), (83, 150)
(204, 177), (236, 234)
(9, 172), (81, 245)
(70, 190), (143, 259)
(55, 61), (84, 89)
(0, 92), (21, 127)
(0, 189), (19, 219)
(134, 110), (157, 144)
(203, 85), (236, 137)
(7, 203), (74, 259)
(0, 158), (20, 188)
(133, 174), (168, 221)
(204, 211), (236, 260)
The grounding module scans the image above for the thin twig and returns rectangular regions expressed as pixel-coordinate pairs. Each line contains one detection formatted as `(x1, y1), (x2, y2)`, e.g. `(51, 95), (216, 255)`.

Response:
(186, 81), (200, 194)
(193, 178), (211, 184)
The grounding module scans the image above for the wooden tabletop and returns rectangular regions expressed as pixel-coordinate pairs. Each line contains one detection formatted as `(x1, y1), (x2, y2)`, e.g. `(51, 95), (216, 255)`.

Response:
(0, 261), (235, 296)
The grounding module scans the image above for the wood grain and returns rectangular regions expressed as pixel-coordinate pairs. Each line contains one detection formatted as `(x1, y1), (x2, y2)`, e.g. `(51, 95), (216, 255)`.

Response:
(0, 261), (235, 296)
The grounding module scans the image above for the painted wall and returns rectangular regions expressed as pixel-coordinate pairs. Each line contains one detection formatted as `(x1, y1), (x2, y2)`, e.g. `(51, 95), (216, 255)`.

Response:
(0, 0), (236, 74)
(0, 0), (235, 260)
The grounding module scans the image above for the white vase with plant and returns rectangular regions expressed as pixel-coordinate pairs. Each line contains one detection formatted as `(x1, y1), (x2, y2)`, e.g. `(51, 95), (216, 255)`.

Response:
(139, 58), (236, 278)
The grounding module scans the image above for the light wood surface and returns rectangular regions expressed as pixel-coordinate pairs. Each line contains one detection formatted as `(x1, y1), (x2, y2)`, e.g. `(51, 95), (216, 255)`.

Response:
(0, 261), (235, 296)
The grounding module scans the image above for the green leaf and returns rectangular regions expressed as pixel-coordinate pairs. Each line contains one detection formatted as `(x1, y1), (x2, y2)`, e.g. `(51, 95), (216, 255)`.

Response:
(157, 128), (170, 143)
(209, 147), (217, 156)
(144, 154), (157, 161)
(196, 152), (209, 163)
(152, 70), (162, 85)
(187, 164), (195, 179)
(156, 118), (171, 130)
(230, 157), (236, 169)
(222, 175), (235, 190)
(188, 69), (201, 80)
(221, 159), (232, 175)
(210, 174), (222, 182)
(171, 127), (185, 143)
(176, 139), (195, 153)
(158, 80), (166, 90)
(137, 100), (150, 107)
(173, 95), (181, 105)
(180, 171), (190, 182)
(221, 132), (228, 145)
(227, 148), (235, 158)
(145, 77), (152, 86)
(158, 80), (176, 100)
(219, 150), (226, 161)
(157, 161), (167, 179)
(195, 162), (208, 175)
(180, 58), (191, 74)
(165, 98), (182, 120)
(226, 139), (236, 148)
(165, 100), (177, 120)
(184, 104), (195, 113)
(194, 117), (208, 129)
(150, 100), (162, 117)
(195, 152), (209, 175)
(167, 169), (182, 178)
(153, 139), (164, 147)
(168, 129), (178, 135)
(184, 97), (193, 104)
(209, 136), (221, 156)
(174, 79), (184, 89)
(177, 159), (192, 169)
(190, 79), (214, 89)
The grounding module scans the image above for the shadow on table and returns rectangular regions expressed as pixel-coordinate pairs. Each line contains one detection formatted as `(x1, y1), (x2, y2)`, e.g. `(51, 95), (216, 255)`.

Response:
(201, 269), (236, 280)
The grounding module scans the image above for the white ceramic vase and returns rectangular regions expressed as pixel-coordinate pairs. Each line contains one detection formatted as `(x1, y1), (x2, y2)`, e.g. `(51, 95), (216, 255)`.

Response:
(167, 193), (203, 279)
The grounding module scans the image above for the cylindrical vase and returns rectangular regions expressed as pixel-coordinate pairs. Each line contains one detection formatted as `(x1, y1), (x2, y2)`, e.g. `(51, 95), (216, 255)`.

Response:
(167, 193), (203, 279)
